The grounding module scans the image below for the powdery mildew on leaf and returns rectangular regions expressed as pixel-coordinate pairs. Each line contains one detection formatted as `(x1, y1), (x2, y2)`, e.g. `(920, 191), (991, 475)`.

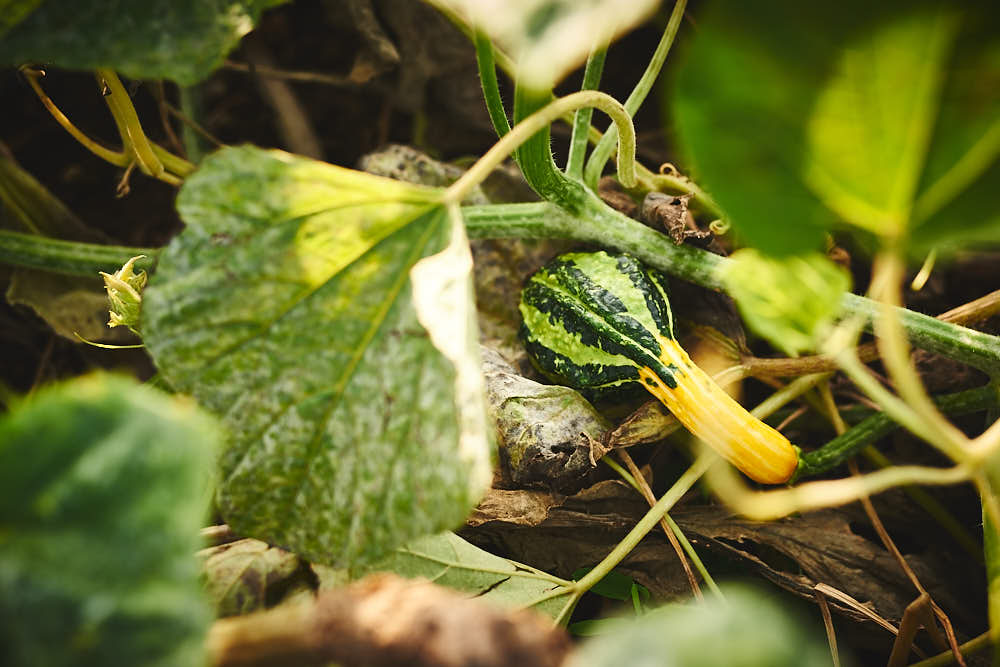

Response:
(143, 146), (491, 568)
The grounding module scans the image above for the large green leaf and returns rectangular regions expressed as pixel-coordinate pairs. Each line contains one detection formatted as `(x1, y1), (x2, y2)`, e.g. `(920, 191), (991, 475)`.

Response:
(803, 6), (960, 237)
(432, 0), (658, 91)
(0, 374), (219, 667)
(0, 0), (285, 84)
(355, 532), (571, 620)
(672, 1), (999, 255)
(142, 145), (492, 568)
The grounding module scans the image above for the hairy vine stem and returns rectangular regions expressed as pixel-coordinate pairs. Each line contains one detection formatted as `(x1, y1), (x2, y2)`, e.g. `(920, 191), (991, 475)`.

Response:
(443, 91), (636, 205)
(565, 46), (607, 179)
(4, 199), (999, 377)
(582, 0), (688, 190)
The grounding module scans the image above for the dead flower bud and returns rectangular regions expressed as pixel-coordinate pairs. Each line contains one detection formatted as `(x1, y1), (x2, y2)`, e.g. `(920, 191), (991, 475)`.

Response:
(100, 255), (147, 334)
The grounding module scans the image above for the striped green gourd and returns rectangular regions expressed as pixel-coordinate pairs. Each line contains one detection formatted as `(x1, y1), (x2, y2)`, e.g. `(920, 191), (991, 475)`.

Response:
(519, 251), (798, 484)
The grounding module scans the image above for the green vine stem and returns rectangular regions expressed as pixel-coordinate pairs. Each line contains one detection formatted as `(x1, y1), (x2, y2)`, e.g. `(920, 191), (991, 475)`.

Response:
(444, 91), (636, 205)
(796, 385), (999, 479)
(0, 229), (156, 275)
(97, 69), (170, 182)
(610, 453), (724, 601)
(983, 469), (1000, 657)
(870, 250), (971, 458)
(512, 85), (587, 202)
(832, 333), (959, 458)
(98, 70), (195, 181)
(21, 66), (193, 186)
(21, 67), (129, 167)
(4, 198), (1000, 377)
(910, 631), (992, 667)
(464, 202), (1000, 374)
(473, 29), (512, 140)
(711, 455), (971, 521)
(565, 46), (607, 179)
(582, 0), (687, 190)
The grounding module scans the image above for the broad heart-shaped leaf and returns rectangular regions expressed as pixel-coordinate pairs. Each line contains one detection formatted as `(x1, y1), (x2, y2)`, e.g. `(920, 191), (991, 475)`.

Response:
(433, 0), (658, 91)
(142, 145), (492, 569)
(354, 532), (571, 620)
(672, 1), (1000, 255)
(0, 374), (219, 667)
(0, 0), (285, 84)
(568, 585), (834, 667)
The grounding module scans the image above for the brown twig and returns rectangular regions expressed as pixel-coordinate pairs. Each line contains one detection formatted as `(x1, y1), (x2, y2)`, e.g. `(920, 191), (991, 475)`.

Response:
(154, 81), (186, 158)
(813, 582), (920, 653)
(241, 35), (324, 160)
(27, 336), (54, 396)
(165, 105), (225, 148)
(222, 60), (358, 87)
(616, 449), (703, 600)
(888, 594), (945, 667)
(813, 585), (841, 667)
(775, 404), (808, 433)
(848, 461), (965, 667)
(937, 289), (1000, 325)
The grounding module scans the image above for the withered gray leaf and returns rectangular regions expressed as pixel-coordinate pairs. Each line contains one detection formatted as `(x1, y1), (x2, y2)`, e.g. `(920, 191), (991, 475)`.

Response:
(200, 538), (304, 617)
(483, 347), (610, 493)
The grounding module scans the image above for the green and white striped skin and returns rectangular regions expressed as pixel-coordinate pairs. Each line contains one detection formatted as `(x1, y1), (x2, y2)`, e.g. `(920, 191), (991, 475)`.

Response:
(519, 251), (798, 484)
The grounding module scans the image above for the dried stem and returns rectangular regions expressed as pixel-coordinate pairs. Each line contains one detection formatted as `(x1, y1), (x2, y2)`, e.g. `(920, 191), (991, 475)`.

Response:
(616, 449), (703, 601)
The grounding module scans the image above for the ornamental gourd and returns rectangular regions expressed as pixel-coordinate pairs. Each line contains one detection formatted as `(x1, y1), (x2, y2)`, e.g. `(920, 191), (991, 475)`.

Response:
(519, 251), (798, 484)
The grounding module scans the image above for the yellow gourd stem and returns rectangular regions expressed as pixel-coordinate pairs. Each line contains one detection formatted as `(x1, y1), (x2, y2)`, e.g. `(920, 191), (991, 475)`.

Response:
(639, 338), (799, 484)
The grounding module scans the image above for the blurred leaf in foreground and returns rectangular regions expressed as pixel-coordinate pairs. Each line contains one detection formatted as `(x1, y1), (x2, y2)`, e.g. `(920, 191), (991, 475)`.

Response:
(0, 0), (43, 38)
(569, 585), (837, 667)
(673, 1), (999, 254)
(0, 374), (219, 667)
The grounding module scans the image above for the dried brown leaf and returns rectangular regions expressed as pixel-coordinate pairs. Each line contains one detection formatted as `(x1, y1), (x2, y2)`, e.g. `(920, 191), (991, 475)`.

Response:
(464, 482), (976, 634)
